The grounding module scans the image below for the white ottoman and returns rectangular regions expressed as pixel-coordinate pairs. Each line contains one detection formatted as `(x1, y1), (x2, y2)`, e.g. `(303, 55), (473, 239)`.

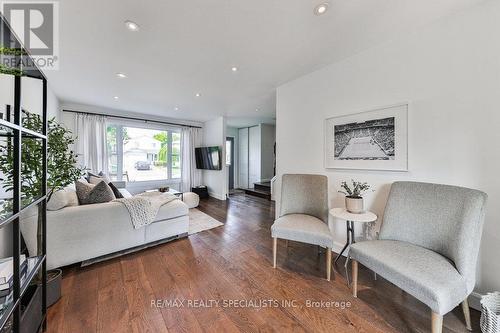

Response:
(182, 192), (200, 208)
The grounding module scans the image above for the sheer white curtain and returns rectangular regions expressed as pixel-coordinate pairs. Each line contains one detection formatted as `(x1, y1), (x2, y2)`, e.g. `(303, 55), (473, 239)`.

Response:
(181, 127), (203, 192)
(74, 113), (108, 173)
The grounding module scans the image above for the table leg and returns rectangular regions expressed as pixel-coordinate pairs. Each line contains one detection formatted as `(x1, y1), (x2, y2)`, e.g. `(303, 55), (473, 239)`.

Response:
(334, 221), (351, 265)
(344, 221), (355, 285)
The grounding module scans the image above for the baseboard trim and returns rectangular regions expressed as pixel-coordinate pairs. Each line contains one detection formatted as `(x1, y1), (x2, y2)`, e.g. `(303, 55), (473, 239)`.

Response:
(208, 192), (226, 200)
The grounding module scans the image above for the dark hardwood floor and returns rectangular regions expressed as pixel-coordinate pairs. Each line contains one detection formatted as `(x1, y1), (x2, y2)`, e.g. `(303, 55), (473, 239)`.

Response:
(47, 193), (480, 332)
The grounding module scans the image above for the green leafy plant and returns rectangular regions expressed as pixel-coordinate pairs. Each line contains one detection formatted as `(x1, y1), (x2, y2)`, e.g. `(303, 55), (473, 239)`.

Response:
(0, 46), (26, 76)
(338, 179), (372, 198)
(0, 46), (27, 56)
(153, 132), (169, 162)
(0, 111), (84, 255)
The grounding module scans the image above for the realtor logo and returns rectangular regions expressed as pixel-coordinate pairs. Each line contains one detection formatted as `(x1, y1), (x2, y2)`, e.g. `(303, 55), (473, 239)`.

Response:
(1, 1), (59, 69)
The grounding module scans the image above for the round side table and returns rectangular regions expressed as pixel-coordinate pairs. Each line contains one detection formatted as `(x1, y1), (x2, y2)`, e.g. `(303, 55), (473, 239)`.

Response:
(329, 208), (377, 284)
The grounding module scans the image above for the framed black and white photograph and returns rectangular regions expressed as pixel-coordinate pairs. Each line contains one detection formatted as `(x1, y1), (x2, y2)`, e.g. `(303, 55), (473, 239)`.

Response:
(325, 103), (408, 171)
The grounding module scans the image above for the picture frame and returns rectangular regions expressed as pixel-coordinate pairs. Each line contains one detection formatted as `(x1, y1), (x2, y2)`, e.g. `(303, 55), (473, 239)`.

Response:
(324, 103), (408, 171)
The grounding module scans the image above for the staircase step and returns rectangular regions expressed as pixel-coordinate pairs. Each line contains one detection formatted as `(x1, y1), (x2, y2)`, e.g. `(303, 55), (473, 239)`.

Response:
(254, 182), (271, 192)
(244, 188), (271, 200)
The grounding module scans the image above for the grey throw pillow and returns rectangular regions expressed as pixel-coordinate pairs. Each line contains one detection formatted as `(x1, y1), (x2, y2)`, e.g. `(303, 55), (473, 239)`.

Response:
(75, 180), (116, 205)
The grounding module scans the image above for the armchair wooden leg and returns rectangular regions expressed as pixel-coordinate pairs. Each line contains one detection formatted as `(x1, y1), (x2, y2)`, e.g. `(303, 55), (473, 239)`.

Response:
(352, 260), (358, 297)
(462, 298), (472, 331)
(273, 237), (277, 268)
(431, 312), (443, 333)
(326, 248), (332, 281)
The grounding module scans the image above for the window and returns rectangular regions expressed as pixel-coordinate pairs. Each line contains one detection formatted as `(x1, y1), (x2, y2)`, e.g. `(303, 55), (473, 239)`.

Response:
(106, 124), (181, 182)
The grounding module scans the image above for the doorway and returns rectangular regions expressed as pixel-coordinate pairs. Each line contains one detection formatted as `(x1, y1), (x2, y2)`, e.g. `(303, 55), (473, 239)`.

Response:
(226, 137), (235, 192)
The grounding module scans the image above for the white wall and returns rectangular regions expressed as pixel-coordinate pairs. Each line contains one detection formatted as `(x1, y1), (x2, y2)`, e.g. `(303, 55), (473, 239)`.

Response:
(0, 75), (59, 121)
(276, 0), (500, 306)
(202, 116), (227, 200)
(21, 77), (60, 120)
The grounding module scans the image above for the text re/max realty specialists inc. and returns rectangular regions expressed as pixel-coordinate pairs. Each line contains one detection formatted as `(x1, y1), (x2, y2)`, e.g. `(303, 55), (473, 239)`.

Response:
(151, 298), (352, 309)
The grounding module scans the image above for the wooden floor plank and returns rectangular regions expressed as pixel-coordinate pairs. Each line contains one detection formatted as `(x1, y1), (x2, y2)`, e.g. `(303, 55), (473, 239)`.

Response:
(140, 246), (204, 333)
(60, 266), (99, 333)
(120, 254), (169, 333)
(96, 260), (131, 333)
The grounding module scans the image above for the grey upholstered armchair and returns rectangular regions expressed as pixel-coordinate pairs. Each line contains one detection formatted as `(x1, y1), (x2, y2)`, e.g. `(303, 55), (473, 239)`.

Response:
(349, 181), (487, 333)
(271, 174), (334, 280)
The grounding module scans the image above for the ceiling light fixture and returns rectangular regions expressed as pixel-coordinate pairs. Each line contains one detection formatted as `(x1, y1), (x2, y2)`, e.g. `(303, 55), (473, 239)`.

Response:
(314, 3), (329, 15)
(116, 72), (127, 78)
(124, 20), (140, 31)
(174, 107), (179, 111)
(195, 93), (201, 97)
(231, 66), (238, 72)
(113, 96), (119, 100)
(255, 108), (260, 112)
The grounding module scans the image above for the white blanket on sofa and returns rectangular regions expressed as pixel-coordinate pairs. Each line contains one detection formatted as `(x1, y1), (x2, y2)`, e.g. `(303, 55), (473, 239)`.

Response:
(114, 192), (179, 229)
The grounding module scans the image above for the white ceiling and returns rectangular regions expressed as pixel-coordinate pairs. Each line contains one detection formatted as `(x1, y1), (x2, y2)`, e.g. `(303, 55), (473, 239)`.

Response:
(43, 0), (483, 127)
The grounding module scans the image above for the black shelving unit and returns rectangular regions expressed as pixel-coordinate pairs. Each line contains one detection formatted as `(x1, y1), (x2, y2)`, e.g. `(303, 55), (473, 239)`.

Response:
(0, 14), (47, 333)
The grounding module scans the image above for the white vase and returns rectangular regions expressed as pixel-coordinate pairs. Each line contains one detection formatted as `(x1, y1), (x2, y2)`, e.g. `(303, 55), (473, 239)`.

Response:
(346, 196), (363, 214)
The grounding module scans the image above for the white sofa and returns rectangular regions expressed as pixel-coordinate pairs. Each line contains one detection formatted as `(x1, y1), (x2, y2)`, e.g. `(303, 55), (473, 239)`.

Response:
(21, 189), (189, 269)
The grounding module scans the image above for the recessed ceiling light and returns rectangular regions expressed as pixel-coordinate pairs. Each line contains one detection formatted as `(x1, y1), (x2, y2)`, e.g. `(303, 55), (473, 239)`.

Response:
(124, 20), (140, 31)
(231, 66), (238, 72)
(116, 72), (127, 78)
(195, 93), (201, 97)
(113, 96), (119, 100)
(255, 108), (260, 111)
(314, 3), (329, 15)
(174, 107), (179, 111)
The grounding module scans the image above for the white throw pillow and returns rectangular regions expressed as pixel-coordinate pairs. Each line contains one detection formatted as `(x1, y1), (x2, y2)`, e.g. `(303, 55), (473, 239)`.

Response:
(89, 174), (111, 185)
(88, 175), (103, 185)
(47, 187), (79, 211)
(65, 187), (79, 207)
(47, 190), (68, 211)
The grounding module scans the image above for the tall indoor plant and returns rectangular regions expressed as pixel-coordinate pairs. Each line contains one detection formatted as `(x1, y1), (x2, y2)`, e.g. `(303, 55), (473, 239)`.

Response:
(0, 111), (84, 304)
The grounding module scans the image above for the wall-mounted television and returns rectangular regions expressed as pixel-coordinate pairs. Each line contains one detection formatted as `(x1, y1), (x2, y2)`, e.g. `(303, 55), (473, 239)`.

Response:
(195, 146), (222, 170)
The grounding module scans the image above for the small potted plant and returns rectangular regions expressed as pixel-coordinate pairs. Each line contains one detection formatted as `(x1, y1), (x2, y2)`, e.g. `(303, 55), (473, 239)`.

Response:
(338, 180), (372, 214)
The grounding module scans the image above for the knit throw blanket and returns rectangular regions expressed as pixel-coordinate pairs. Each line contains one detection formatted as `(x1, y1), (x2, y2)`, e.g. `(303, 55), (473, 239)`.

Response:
(114, 192), (179, 229)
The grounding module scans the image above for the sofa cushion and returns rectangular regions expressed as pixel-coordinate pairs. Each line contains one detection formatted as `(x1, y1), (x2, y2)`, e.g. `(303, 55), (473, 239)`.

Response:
(154, 199), (189, 222)
(88, 175), (102, 185)
(76, 180), (116, 205)
(349, 240), (468, 314)
(271, 214), (334, 248)
(108, 182), (124, 199)
(88, 175), (124, 199)
(47, 187), (79, 211)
